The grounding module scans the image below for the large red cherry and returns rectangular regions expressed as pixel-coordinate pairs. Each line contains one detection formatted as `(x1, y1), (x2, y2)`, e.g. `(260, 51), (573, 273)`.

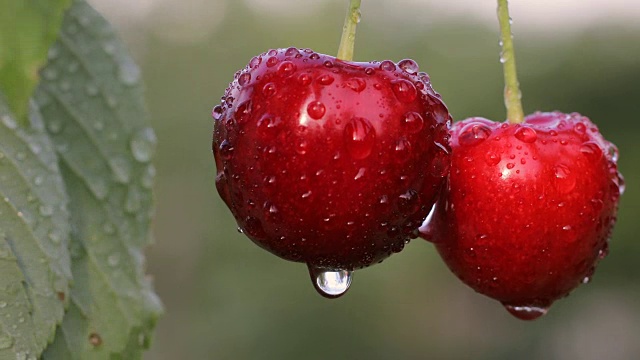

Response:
(213, 48), (451, 296)
(422, 112), (623, 319)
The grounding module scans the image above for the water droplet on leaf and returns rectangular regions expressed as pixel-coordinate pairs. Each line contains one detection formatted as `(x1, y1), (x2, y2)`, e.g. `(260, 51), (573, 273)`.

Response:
(130, 127), (157, 162)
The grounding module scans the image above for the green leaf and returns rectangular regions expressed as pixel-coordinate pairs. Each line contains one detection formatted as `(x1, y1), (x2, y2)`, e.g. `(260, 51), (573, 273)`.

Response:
(0, 0), (72, 122)
(0, 93), (71, 358)
(34, 1), (163, 359)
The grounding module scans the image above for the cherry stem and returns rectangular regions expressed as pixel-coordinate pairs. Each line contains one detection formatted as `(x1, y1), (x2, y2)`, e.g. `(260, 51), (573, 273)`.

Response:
(497, 0), (524, 124)
(337, 0), (361, 61)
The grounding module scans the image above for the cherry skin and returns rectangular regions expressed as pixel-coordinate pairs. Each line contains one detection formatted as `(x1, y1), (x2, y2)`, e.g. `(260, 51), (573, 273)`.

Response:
(213, 48), (451, 274)
(421, 112), (623, 319)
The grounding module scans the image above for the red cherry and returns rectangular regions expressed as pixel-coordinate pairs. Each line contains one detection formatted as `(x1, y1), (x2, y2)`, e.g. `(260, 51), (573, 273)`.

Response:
(213, 48), (451, 293)
(422, 111), (623, 319)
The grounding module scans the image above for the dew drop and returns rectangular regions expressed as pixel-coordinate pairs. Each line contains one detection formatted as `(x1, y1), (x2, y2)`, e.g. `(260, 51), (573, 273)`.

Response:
(394, 138), (411, 161)
(238, 72), (251, 86)
(430, 142), (450, 177)
(580, 142), (603, 160)
(262, 83), (277, 97)
(308, 265), (353, 299)
(295, 139), (308, 155)
(554, 163), (576, 193)
(503, 303), (549, 320)
(379, 60), (396, 71)
(306, 101), (326, 120)
(297, 73), (312, 86)
(514, 126), (537, 143)
(118, 58), (141, 86)
(256, 114), (282, 138)
(249, 56), (262, 68)
(398, 59), (419, 74)
(266, 57), (279, 67)
(317, 74), (334, 86)
(574, 122), (586, 135)
(218, 140), (234, 160)
(343, 117), (376, 160)
(345, 78), (366, 93)
(485, 152), (501, 166)
(277, 61), (296, 77)
(212, 105), (223, 120)
(391, 79), (417, 103)
(130, 127), (157, 163)
(458, 122), (492, 147)
(607, 143), (619, 162)
(401, 112), (424, 134)
(285, 47), (300, 57)
(234, 100), (252, 124)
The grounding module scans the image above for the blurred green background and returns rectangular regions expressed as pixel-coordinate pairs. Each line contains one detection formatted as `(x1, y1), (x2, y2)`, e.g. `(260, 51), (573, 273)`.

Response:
(88, 0), (639, 358)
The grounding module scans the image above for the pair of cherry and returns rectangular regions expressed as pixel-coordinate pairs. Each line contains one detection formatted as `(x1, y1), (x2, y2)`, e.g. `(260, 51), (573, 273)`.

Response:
(211, 1), (623, 320)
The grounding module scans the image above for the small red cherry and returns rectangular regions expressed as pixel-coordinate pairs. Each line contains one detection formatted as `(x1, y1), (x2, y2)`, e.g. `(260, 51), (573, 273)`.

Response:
(213, 48), (452, 296)
(422, 112), (623, 319)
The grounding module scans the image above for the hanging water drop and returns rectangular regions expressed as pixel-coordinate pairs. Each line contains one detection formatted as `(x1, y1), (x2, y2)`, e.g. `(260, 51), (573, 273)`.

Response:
(502, 303), (549, 320)
(308, 265), (353, 298)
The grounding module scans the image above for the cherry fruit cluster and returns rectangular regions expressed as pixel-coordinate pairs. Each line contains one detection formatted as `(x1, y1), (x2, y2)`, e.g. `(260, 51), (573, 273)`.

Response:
(211, 1), (623, 319)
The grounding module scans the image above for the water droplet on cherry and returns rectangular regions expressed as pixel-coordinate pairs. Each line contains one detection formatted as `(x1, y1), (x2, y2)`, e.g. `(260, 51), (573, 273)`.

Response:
(266, 57), (279, 67)
(249, 56), (262, 68)
(218, 140), (234, 160)
(401, 112), (424, 134)
(307, 101), (326, 120)
(458, 123), (492, 147)
(262, 83), (277, 97)
(298, 73), (312, 86)
(277, 61), (296, 77)
(238, 72), (251, 86)
(317, 75), (335, 85)
(554, 164), (576, 193)
(398, 59), (419, 74)
(343, 117), (376, 160)
(514, 126), (537, 143)
(379, 60), (396, 71)
(391, 79), (417, 103)
(212, 105), (223, 120)
(346, 78), (366, 92)
(580, 142), (603, 160)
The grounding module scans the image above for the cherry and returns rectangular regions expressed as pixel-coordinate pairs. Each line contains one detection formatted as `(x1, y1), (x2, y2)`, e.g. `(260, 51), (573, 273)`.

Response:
(421, 0), (624, 319)
(212, 48), (451, 294)
(422, 112), (623, 319)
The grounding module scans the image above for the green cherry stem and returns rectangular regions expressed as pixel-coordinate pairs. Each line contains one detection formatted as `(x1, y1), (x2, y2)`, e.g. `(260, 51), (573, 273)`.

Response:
(497, 0), (525, 124)
(336, 0), (362, 62)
